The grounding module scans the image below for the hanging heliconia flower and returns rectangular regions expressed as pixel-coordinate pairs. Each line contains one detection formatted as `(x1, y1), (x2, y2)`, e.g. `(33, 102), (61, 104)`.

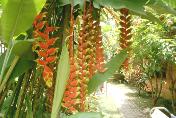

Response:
(119, 8), (132, 70)
(77, 2), (96, 112)
(86, 3), (97, 79)
(94, 21), (106, 73)
(62, 2), (80, 113)
(33, 12), (58, 88)
(62, 1), (106, 114)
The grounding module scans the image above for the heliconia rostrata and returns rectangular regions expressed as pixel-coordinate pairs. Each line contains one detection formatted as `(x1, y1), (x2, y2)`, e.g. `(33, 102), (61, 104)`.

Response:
(33, 12), (58, 88)
(62, 2), (105, 114)
(32, 2), (105, 114)
(119, 8), (132, 70)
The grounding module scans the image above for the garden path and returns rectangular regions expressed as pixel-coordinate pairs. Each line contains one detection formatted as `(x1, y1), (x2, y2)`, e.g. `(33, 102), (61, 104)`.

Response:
(96, 83), (151, 118)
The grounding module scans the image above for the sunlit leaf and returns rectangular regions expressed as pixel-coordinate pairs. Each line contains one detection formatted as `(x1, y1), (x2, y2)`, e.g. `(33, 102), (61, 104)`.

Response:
(146, 0), (176, 15)
(51, 43), (70, 118)
(162, 0), (176, 8)
(0, 52), (15, 72)
(88, 49), (128, 94)
(94, 0), (148, 15)
(1, 0), (46, 44)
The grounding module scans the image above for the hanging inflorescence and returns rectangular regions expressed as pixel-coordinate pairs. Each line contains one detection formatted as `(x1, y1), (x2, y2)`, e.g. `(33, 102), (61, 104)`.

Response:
(33, 12), (58, 88)
(94, 20), (106, 73)
(62, 3), (80, 113)
(119, 8), (132, 70)
(62, 2), (105, 114)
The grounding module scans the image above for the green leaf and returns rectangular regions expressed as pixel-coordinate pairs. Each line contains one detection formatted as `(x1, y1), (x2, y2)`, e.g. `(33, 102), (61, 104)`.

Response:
(88, 50), (128, 94)
(94, 0), (148, 15)
(0, 95), (13, 114)
(0, 18), (2, 37)
(26, 96), (33, 118)
(11, 39), (35, 60)
(162, 0), (176, 8)
(51, 43), (70, 118)
(1, 0), (8, 9)
(131, 11), (163, 25)
(35, 97), (46, 118)
(1, 0), (46, 44)
(9, 59), (34, 80)
(0, 39), (34, 77)
(146, 0), (176, 15)
(0, 52), (15, 72)
(57, 0), (84, 6)
(68, 112), (103, 118)
(0, 53), (6, 72)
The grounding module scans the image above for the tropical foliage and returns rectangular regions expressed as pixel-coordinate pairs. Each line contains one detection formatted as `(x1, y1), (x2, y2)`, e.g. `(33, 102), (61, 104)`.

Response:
(0, 0), (176, 117)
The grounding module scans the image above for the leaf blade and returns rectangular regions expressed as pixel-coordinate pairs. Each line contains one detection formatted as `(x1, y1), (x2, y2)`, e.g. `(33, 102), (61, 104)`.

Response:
(1, 0), (46, 43)
(88, 50), (128, 94)
(51, 44), (70, 118)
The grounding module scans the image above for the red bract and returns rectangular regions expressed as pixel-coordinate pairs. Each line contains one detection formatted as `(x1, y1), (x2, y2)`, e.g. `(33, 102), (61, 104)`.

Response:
(37, 31), (49, 40)
(36, 59), (47, 66)
(33, 12), (58, 90)
(69, 92), (79, 99)
(43, 71), (53, 81)
(69, 87), (79, 93)
(46, 38), (57, 46)
(61, 3), (81, 114)
(39, 42), (49, 49)
(35, 14), (44, 20)
(46, 56), (57, 63)
(38, 50), (48, 57)
(45, 26), (57, 33)
(70, 80), (79, 87)
(119, 8), (132, 70)
(43, 65), (52, 73)
(47, 48), (57, 55)
(63, 97), (71, 102)
(64, 91), (70, 96)
(35, 21), (46, 29)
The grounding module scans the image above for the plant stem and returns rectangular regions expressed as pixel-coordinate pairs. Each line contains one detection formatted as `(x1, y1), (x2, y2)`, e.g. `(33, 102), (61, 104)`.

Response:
(0, 44), (12, 85)
(14, 72), (29, 118)
(0, 80), (11, 109)
(8, 74), (24, 117)
(0, 56), (19, 94)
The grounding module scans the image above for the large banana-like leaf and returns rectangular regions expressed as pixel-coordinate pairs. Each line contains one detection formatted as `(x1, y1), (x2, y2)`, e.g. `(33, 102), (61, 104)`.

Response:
(1, 0), (46, 44)
(88, 49), (128, 94)
(146, 0), (176, 15)
(0, 52), (14, 72)
(94, 0), (147, 15)
(130, 11), (163, 25)
(1, 0), (7, 9)
(162, 0), (176, 8)
(58, 0), (147, 15)
(58, 0), (84, 6)
(0, 52), (35, 80)
(9, 59), (35, 80)
(51, 44), (70, 118)
(11, 39), (35, 60)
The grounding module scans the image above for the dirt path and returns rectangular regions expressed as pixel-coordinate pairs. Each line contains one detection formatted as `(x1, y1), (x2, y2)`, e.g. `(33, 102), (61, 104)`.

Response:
(96, 83), (151, 118)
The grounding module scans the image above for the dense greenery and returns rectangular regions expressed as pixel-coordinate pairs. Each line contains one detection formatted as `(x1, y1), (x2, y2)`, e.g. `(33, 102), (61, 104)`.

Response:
(0, 0), (176, 117)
